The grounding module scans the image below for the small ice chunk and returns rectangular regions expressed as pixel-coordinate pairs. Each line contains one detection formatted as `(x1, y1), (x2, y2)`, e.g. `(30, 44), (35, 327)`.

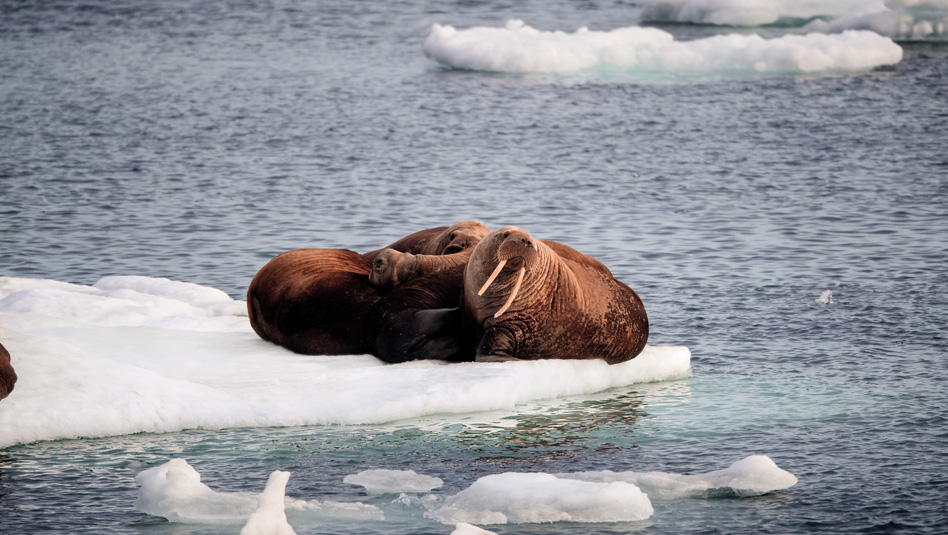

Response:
(240, 471), (297, 535)
(134, 459), (382, 525)
(560, 455), (798, 499)
(452, 523), (498, 535)
(816, 290), (839, 305)
(343, 469), (443, 495)
(134, 458), (259, 523)
(428, 473), (653, 525)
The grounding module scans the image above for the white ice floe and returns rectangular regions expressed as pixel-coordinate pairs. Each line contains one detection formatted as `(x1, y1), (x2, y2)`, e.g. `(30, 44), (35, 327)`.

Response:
(805, 5), (948, 41)
(452, 523), (498, 535)
(134, 459), (381, 525)
(429, 472), (655, 524)
(344, 469), (444, 495)
(638, 0), (881, 26)
(239, 471), (296, 535)
(423, 20), (902, 75)
(0, 276), (691, 447)
(428, 456), (797, 525)
(558, 454), (799, 499)
(638, 0), (948, 40)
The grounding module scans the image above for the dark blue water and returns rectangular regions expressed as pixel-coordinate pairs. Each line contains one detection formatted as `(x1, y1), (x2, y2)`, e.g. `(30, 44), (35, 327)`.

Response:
(2, 1), (948, 533)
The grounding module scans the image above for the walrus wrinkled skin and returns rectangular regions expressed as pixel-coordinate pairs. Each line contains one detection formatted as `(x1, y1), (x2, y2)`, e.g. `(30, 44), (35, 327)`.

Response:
(0, 341), (16, 400)
(247, 221), (489, 359)
(462, 226), (648, 364)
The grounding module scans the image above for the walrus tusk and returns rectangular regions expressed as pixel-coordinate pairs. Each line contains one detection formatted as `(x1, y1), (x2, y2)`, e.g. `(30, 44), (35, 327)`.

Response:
(494, 266), (525, 318)
(478, 259), (507, 296)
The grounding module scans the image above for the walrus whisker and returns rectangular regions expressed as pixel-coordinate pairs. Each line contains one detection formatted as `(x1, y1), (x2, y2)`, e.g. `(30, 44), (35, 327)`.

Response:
(478, 259), (507, 296)
(494, 266), (525, 318)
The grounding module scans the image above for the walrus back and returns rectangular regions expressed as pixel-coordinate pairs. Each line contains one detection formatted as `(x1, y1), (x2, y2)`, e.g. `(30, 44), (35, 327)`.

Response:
(247, 249), (383, 355)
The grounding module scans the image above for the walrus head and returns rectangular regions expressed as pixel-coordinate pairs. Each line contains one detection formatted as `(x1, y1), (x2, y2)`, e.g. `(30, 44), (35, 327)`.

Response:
(472, 226), (543, 318)
(432, 220), (491, 255)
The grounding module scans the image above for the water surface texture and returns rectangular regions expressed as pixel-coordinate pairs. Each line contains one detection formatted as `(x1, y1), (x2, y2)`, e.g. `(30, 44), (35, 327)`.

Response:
(2, 0), (948, 534)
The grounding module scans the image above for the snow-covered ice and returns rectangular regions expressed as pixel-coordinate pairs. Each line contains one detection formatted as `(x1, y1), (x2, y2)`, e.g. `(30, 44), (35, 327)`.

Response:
(0, 276), (692, 447)
(423, 20), (903, 75)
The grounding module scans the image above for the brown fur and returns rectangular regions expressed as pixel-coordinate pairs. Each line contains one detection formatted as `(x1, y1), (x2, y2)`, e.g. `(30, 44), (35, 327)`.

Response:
(0, 341), (16, 400)
(462, 226), (648, 364)
(370, 264), (473, 363)
(247, 221), (490, 357)
(363, 221), (490, 263)
(248, 249), (381, 354)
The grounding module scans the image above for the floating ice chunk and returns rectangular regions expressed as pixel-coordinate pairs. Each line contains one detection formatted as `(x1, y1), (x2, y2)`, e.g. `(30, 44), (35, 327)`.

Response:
(637, 0), (878, 26)
(428, 473), (654, 525)
(452, 523), (498, 535)
(805, 7), (948, 40)
(343, 469), (444, 495)
(423, 21), (902, 75)
(133, 459), (382, 525)
(816, 290), (839, 305)
(134, 458), (260, 524)
(240, 471), (297, 535)
(0, 275), (691, 447)
(559, 455), (798, 499)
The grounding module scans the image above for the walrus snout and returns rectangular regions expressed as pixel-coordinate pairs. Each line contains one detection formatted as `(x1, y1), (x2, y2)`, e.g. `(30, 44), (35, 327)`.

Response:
(441, 229), (483, 254)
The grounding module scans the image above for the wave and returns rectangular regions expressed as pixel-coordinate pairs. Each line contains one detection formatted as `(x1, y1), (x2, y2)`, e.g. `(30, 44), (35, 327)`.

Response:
(639, 0), (948, 40)
(0, 276), (691, 447)
(423, 21), (903, 77)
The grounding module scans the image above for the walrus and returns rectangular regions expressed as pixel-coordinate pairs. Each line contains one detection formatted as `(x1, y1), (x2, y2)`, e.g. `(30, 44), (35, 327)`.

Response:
(462, 226), (648, 364)
(247, 221), (490, 358)
(369, 264), (474, 363)
(0, 341), (16, 400)
(368, 236), (612, 290)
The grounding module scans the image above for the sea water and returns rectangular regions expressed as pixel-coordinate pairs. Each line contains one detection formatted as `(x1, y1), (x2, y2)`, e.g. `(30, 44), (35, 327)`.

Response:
(2, 0), (948, 533)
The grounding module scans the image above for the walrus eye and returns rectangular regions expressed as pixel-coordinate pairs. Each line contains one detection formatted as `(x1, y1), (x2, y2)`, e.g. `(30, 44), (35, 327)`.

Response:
(449, 232), (457, 240)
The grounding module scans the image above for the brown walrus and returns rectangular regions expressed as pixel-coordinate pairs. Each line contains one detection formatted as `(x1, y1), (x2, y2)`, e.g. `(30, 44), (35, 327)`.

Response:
(462, 226), (648, 364)
(369, 263), (473, 363)
(0, 341), (16, 400)
(247, 221), (490, 359)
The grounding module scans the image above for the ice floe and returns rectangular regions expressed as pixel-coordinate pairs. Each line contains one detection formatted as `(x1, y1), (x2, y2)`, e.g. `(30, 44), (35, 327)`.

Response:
(0, 276), (692, 447)
(423, 20), (902, 75)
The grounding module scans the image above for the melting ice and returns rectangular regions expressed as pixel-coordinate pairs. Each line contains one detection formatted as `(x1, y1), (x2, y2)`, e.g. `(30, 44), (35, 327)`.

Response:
(638, 0), (948, 40)
(344, 469), (444, 495)
(423, 20), (903, 76)
(0, 276), (691, 448)
(134, 456), (797, 530)
(134, 459), (382, 525)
